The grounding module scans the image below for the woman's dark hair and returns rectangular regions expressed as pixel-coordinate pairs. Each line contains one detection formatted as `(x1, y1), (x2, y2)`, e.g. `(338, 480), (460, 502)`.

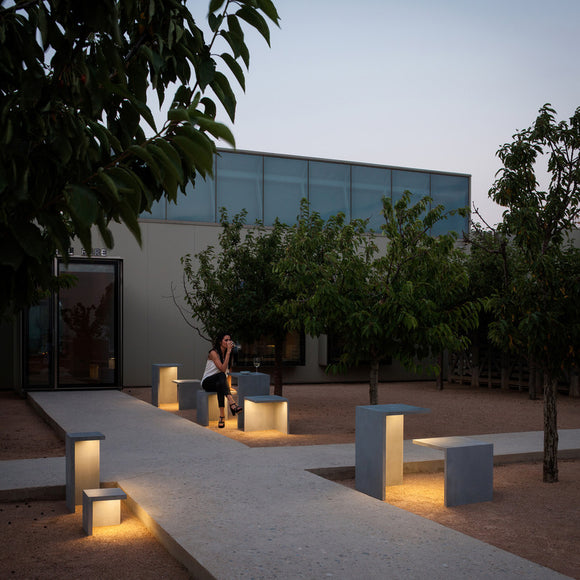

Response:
(211, 331), (232, 364)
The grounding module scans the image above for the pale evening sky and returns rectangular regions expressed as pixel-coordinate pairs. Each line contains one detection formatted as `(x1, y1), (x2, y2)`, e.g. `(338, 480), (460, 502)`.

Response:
(185, 0), (580, 227)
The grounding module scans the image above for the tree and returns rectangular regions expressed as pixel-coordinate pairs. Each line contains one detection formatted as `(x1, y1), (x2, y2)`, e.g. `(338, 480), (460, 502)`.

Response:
(176, 210), (292, 395)
(0, 0), (279, 319)
(488, 104), (580, 483)
(279, 196), (478, 404)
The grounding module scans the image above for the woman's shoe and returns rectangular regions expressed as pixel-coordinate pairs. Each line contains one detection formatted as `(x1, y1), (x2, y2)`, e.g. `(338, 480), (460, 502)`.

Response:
(218, 417), (225, 428)
(229, 403), (243, 416)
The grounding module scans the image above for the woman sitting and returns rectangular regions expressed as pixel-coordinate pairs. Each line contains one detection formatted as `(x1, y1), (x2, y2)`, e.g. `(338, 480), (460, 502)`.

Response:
(201, 332), (243, 428)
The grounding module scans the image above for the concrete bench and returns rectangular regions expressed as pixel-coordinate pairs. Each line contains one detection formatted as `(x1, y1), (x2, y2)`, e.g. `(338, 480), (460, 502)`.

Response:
(243, 395), (288, 433)
(82, 487), (127, 535)
(172, 379), (202, 410)
(196, 390), (233, 426)
(412, 436), (493, 507)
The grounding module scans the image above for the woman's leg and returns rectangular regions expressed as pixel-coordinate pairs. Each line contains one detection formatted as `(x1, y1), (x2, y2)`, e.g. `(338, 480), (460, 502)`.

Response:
(203, 373), (231, 415)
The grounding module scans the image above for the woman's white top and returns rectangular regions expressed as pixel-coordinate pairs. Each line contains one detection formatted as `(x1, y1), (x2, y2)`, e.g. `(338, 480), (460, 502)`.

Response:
(201, 356), (222, 383)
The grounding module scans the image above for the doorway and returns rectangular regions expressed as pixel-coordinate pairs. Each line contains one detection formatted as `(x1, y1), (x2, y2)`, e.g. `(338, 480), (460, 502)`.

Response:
(24, 259), (123, 389)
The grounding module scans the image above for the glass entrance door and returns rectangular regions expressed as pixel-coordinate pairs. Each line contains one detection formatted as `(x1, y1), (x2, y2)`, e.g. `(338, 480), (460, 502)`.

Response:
(24, 259), (122, 389)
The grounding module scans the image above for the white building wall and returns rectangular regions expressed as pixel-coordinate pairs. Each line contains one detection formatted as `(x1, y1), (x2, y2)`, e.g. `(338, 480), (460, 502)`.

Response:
(85, 219), (431, 387)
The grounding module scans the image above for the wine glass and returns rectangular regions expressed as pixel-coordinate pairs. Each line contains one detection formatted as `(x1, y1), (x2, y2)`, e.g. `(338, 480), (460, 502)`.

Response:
(253, 356), (261, 373)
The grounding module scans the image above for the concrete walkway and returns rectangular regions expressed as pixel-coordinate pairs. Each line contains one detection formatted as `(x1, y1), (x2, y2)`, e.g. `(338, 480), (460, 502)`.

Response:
(2, 390), (578, 579)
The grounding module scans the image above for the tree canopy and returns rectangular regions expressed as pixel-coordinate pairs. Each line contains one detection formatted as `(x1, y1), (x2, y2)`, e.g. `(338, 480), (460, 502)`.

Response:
(278, 196), (478, 404)
(487, 104), (580, 482)
(177, 210), (292, 395)
(0, 0), (279, 319)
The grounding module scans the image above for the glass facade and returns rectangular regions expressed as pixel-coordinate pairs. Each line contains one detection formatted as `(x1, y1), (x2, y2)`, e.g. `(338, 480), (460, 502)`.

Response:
(142, 149), (470, 235)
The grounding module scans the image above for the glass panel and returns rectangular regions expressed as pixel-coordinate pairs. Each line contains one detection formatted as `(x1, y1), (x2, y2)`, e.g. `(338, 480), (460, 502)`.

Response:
(216, 152), (263, 223)
(264, 156), (308, 226)
(309, 161), (350, 221)
(58, 262), (118, 386)
(430, 174), (470, 236)
(142, 198), (166, 219)
(392, 169), (430, 206)
(351, 165), (391, 232)
(167, 171), (216, 222)
(236, 331), (305, 367)
(26, 298), (51, 387)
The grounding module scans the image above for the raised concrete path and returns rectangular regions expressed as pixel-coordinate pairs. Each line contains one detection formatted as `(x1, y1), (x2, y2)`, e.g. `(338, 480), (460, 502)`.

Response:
(2, 390), (578, 579)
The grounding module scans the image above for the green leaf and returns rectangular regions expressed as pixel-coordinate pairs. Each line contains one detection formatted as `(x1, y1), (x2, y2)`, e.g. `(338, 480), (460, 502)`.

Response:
(210, 71), (237, 122)
(256, 0), (281, 25)
(236, 6), (271, 46)
(66, 184), (99, 225)
(97, 168), (120, 200)
(209, 0), (227, 12)
(127, 144), (162, 182)
(219, 53), (246, 89)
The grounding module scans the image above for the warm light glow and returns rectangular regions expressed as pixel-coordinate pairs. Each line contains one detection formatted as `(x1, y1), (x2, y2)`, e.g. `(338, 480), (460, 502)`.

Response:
(75, 440), (100, 505)
(384, 415), (404, 486)
(92, 499), (122, 528)
(159, 403), (179, 411)
(244, 399), (288, 433)
(158, 366), (179, 404)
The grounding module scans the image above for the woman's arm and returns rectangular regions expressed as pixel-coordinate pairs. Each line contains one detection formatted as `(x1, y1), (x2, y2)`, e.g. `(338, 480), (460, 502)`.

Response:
(208, 345), (232, 373)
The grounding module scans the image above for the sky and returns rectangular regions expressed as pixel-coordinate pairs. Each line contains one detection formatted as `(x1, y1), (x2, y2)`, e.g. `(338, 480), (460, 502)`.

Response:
(187, 0), (580, 227)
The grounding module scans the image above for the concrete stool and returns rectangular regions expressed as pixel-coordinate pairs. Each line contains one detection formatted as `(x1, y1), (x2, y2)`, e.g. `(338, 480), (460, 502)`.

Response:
(173, 379), (202, 410)
(196, 390), (232, 426)
(413, 436), (494, 507)
(243, 395), (288, 433)
(82, 487), (127, 535)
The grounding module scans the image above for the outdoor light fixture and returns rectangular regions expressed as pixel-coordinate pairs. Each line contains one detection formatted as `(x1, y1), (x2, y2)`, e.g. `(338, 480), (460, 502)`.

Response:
(151, 363), (182, 407)
(82, 487), (127, 535)
(355, 404), (430, 501)
(66, 431), (105, 512)
(243, 395), (289, 433)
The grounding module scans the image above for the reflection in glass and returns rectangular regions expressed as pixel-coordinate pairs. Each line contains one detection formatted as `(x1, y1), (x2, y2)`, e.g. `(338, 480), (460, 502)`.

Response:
(392, 170), (430, 206)
(143, 198), (166, 219)
(26, 299), (51, 386)
(309, 161), (350, 221)
(217, 152), (263, 222)
(168, 171), (215, 222)
(58, 262), (117, 386)
(430, 174), (470, 237)
(264, 156), (308, 225)
(351, 165), (391, 232)
(236, 331), (304, 367)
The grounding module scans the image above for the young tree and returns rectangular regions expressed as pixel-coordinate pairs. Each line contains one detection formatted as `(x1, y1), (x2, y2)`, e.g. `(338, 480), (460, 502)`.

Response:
(279, 196), (478, 404)
(488, 104), (580, 483)
(0, 0), (279, 319)
(176, 210), (292, 395)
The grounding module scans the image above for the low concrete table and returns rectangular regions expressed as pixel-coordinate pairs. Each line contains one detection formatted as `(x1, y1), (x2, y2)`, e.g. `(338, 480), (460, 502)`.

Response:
(230, 372), (270, 429)
(355, 404), (430, 500)
(413, 436), (494, 506)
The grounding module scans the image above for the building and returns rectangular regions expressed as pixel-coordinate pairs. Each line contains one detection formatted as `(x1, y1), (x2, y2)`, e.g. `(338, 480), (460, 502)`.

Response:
(2, 149), (470, 392)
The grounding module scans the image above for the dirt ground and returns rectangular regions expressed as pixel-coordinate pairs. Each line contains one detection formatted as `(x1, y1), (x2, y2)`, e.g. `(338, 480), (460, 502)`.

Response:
(1, 381), (580, 579)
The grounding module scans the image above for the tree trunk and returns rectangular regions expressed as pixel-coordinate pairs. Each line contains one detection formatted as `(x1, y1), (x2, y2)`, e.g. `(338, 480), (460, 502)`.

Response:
(528, 359), (538, 400)
(543, 371), (559, 483)
(471, 342), (480, 389)
(436, 352), (444, 390)
(500, 352), (510, 390)
(369, 358), (379, 405)
(273, 337), (284, 397)
(570, 371), (579, 398)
